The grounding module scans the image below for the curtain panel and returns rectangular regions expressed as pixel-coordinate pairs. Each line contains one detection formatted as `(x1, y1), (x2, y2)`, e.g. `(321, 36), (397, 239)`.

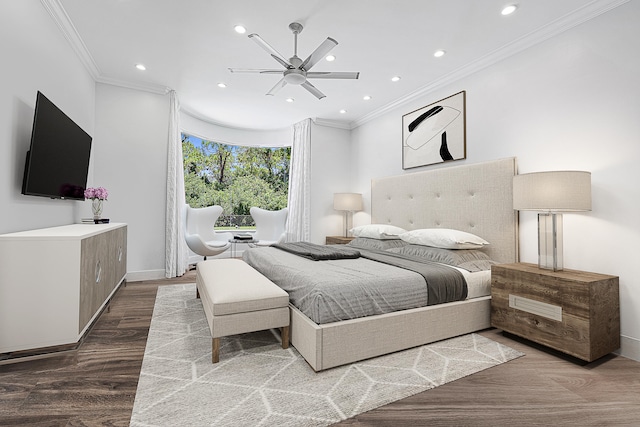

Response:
(286, 118), (311, 242)
(165, 91), (189, 278)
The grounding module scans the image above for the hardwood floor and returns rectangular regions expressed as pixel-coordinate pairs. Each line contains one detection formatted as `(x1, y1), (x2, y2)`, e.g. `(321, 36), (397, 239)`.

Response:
(1, 272), (639, 426)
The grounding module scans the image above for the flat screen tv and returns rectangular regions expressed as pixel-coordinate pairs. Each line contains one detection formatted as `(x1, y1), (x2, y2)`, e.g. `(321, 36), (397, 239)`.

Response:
(22, 91), (92, 200)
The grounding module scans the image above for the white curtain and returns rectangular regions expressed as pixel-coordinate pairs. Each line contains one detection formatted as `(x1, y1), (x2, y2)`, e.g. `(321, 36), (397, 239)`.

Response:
(165, 90), (189, 278)
(286, 118), (311, 242)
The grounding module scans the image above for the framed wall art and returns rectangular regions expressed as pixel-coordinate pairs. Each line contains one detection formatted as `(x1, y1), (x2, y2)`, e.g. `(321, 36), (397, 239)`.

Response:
(402, 90), (466, 169)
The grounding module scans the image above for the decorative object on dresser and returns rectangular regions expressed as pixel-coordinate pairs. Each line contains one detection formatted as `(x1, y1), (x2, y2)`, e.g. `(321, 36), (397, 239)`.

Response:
(491, 262), (619, 362)
(402, 90), (466, 169)
(513, 170), (591, 271)
(325, 235), (355, 245)
(0, 223), (127, 360)
(84, 186), (108, 220)
(333, 192), (363, 237)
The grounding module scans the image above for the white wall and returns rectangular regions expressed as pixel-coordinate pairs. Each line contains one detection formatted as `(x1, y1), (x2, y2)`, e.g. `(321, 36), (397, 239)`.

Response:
(351, 2), (640, 360)
(93, 84), (170, 279)
(1, 1), (95, 234)
(309, 122), (352, 244)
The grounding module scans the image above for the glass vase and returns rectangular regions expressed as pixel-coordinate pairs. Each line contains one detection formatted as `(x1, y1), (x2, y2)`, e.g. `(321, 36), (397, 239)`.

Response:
(92, 199), (103, 220)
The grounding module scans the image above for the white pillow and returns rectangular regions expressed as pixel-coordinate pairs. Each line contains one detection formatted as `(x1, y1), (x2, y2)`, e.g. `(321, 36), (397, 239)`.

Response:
(399, 228), (489, 249)
(350, 224), (407, 240)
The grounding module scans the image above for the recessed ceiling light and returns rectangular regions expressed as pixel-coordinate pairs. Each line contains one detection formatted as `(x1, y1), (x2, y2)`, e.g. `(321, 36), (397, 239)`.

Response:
(325, 55), (336, 62)
(363, 95), (372, 101)
(217, 83), (227, 88)
(501, 4), (518, 15)
(434, 50), (446, 58)
(391, 76), (401, 82)
(135, 64), (146, 71)
(286, 98), (294, 103)
(234, 25), (247, 34)
(339, 109), (347, 114)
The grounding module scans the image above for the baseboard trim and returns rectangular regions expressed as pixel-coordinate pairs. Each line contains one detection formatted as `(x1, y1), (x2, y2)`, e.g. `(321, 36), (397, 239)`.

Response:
(619, 335), (640, 362)
(126, 248), (244, 282)
(126, 270), (166, 282)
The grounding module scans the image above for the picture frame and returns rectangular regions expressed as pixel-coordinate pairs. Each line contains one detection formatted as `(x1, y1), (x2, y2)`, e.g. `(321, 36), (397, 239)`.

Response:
(402, 90), (466, 169)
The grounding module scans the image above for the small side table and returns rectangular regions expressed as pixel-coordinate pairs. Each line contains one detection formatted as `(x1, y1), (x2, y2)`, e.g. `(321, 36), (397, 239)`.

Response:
(325, 236), (355, 245)
(491, 262), (619, 362)
(229, 238), (256, 258)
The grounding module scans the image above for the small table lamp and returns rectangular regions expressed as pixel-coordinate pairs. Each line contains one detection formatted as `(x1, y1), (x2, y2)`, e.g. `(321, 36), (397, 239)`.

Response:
(333, 193), (363, 237)
(513, 171), (591, 271)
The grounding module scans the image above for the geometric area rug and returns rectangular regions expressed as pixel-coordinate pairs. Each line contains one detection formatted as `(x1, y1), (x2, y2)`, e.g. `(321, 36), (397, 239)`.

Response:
(131, 284), (524, 427)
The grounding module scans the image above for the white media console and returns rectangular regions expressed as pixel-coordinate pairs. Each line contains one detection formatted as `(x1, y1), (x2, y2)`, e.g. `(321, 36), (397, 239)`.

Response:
(0, 223), (127, 355)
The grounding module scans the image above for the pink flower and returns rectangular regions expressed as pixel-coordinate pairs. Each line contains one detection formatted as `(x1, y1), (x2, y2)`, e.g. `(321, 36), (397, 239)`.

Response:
(84, 187), (108, 200)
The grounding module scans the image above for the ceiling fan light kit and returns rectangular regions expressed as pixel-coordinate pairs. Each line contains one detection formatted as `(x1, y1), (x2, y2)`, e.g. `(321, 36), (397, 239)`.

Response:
(229, 22), (360, 99)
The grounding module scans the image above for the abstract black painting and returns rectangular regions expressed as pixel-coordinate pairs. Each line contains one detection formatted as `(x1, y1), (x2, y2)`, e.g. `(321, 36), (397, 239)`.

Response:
(402, 91), (466, 169)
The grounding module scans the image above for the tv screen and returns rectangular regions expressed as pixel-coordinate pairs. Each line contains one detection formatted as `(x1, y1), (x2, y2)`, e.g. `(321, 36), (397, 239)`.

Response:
(22, 91), (92, 200)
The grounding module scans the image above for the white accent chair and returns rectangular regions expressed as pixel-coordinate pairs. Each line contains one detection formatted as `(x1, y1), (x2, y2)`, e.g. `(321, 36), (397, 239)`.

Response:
(249, 207), (289, 247)
(183, 204), (233, 259)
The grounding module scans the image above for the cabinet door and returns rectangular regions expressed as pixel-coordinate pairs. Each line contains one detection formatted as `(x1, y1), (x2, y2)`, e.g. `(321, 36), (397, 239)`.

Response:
(79, 234), (102, 332)
(112, 226), (127, 287)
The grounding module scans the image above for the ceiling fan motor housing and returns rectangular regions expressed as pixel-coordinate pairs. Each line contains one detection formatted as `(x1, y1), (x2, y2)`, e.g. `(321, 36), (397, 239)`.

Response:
(284, 69), (307, 85)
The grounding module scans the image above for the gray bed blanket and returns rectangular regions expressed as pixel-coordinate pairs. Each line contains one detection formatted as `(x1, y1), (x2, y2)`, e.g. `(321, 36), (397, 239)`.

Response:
(359, 249), (467, 305)
(272, 242), (361, 261)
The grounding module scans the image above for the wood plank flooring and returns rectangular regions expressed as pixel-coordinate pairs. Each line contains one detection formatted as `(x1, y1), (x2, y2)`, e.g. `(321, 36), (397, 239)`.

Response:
(1, 271), (639, 426)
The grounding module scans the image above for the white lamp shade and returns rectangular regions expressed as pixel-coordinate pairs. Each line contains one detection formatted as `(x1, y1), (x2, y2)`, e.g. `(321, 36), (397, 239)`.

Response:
(333, 193), (363, 211)
(513, 171), (591, 212)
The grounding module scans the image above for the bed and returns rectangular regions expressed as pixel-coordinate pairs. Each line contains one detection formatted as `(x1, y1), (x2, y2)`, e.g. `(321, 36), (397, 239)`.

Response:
(244, 157), (518, 370)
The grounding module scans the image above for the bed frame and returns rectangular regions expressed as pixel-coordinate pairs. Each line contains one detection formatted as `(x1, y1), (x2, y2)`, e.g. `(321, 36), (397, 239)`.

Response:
(291, 157), (519, 371)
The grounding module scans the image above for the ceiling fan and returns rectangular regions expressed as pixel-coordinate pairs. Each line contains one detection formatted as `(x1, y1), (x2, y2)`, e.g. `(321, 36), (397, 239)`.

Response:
(229, 22), (360, 99)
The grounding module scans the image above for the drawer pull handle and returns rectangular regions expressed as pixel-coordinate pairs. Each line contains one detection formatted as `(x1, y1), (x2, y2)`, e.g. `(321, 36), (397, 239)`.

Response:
(95, 260), (102, 283)
(118, 246), (123, 262)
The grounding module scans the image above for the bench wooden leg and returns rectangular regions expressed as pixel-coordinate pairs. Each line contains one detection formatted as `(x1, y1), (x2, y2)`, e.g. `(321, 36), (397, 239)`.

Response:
(212, 337), (220, 363)
(281, 325), (290, 349)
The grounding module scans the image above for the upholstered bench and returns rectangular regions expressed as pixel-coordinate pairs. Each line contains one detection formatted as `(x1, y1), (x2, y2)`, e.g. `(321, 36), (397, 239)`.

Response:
(196, 258), (290, 363)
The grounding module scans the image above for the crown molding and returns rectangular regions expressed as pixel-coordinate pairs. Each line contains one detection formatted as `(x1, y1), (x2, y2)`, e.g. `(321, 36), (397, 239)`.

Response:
(312, 118), (352, 130)
(40, 0), (101, 79)
(95, 75), (171, 95)
(41, 0), (170, 96)
(352, 0), (629, 129)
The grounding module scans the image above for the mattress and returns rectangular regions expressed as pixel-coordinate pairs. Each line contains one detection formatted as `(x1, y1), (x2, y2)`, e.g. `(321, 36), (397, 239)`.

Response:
(242, 246), (491, 325)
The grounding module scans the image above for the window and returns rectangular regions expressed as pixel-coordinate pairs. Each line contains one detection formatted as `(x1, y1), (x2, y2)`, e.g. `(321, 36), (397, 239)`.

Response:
(182, 133), (290, 229)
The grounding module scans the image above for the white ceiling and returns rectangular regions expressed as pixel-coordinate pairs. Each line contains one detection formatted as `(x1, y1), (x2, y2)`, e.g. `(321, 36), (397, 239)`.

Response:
(54, 0), (622, 130)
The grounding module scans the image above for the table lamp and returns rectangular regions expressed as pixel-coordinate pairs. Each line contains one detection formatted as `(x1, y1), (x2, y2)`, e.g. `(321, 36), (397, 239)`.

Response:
(333, 193), (363, 237)
(513, 171), (591, 271)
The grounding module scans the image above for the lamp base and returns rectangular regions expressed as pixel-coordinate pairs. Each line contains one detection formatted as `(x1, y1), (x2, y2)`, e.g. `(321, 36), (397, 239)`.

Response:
(538, 213), (563, 271)
(343, 211), (354, 238)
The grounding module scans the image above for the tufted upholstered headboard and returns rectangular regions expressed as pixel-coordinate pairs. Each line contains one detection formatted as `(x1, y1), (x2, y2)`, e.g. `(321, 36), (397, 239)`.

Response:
(371, 157), (518, 264)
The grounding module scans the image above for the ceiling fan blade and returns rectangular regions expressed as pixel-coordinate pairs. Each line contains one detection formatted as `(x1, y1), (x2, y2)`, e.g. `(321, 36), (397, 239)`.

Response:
(248, 33), (292, 69)
(228, 68), (284, 74)
(306, 71), (360, 79)
(266, 77), (288, 96)
(300, 37), (338, 71)
(301, 81), (326, 99)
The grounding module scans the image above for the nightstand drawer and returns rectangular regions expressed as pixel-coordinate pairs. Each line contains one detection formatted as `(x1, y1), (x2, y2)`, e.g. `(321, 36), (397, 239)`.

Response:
(491, 262), (619, 362)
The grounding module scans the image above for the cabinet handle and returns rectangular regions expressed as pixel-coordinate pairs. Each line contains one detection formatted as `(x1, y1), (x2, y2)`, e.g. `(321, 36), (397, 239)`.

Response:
(118, 246), (123, 262)
(95, 260), (102, 283)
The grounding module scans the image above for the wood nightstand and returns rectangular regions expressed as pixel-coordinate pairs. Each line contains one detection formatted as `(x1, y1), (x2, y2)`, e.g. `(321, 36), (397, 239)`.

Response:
(325, 236), (355, 245)
(491, 262), (620, 362)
